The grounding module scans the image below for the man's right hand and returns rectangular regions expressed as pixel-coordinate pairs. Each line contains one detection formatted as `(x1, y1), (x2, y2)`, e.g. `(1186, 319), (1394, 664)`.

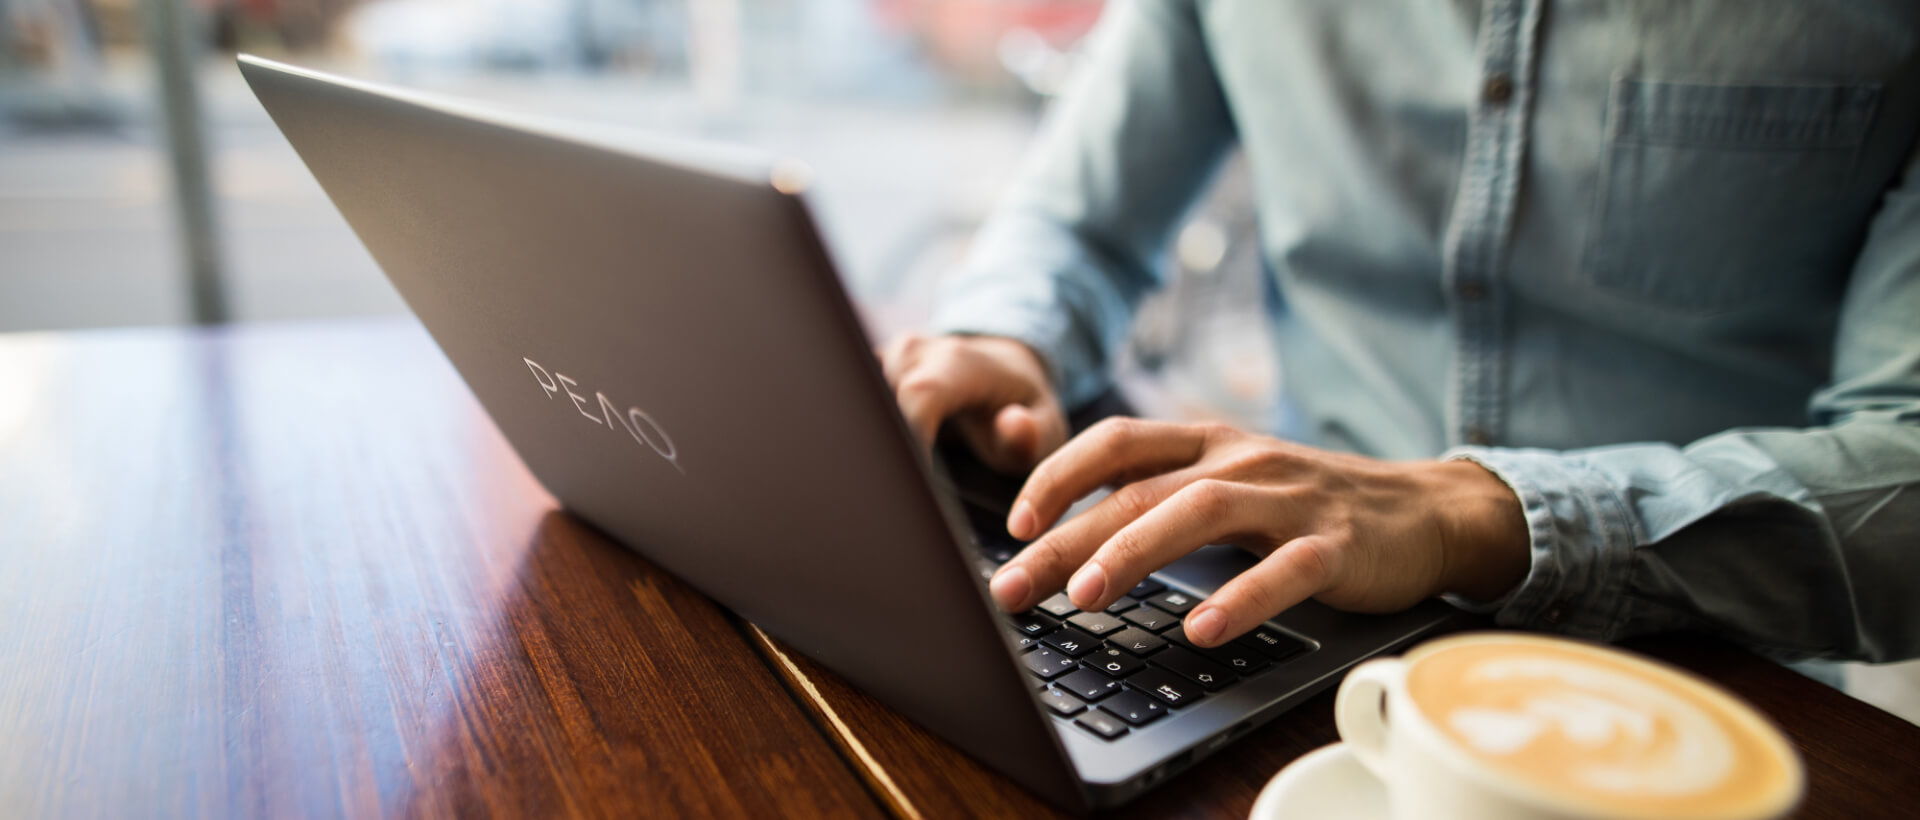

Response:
(878, 333), (1069, 475)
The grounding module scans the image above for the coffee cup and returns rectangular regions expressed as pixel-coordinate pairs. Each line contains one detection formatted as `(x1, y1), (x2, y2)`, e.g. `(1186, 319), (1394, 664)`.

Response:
(1333, 632), (1803, 819)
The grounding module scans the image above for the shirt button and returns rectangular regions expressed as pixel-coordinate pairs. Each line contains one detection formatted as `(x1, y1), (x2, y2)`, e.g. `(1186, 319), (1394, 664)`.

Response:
(1483, 73), (1514, 105)
(1458, 280), (1487, 301)
(1464, 426), (1493, 446)
(1543, 603), (1568, 625)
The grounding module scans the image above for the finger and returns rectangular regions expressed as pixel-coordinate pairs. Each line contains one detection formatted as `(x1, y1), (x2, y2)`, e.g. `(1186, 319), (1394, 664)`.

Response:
(992, 404), (1039, 466)
(878, 334), (924, 386)
(990, 470), (1191, 611)
(893, 369), (958, 448)
(1029, 398), (1069, 461)
(1183, 534), (1340, 648)
(895, 342), (1038, 452)
(956, 403), (1039, 474)
(1009, 418), (1211, 540)
(1066, 479), (1260, 611)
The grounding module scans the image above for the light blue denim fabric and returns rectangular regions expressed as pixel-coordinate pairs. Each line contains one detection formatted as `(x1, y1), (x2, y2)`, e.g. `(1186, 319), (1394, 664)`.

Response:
(930, 0), (1920, 663)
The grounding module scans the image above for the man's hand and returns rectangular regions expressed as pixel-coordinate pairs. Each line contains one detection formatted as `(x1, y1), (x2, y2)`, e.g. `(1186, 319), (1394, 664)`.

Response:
(988, 419), (1531, 647)
(878, 333), (1070, 474)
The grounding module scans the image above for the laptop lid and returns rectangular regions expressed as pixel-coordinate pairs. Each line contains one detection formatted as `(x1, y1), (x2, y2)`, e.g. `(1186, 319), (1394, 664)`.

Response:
(237, 55), (1088, 812)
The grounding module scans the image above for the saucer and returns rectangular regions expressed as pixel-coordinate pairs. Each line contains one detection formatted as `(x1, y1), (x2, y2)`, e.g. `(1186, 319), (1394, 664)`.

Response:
(1249, 743), (1388, 819)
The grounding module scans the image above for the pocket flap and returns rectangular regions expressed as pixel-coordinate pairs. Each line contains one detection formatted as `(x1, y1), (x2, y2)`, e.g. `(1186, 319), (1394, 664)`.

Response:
(1608, 77), (1880, 149)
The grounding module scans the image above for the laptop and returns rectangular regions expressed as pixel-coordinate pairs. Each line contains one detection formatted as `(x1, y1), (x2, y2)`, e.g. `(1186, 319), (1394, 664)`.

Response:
(238, 54), (1459, 812)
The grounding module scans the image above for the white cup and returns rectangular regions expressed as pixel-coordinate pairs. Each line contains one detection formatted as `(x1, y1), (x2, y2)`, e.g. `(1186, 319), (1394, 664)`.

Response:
(1333, 633), (1803, 820)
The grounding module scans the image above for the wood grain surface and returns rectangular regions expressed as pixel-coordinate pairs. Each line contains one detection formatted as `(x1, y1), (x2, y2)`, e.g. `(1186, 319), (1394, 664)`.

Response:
(6, 317), (1917, 820)
(767, 623), (1920, 818)
(0, 320), (880, 819)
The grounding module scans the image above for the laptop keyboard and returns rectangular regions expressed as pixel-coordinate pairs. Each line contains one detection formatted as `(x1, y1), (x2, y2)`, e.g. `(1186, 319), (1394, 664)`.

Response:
(976, 551), (1314, 742)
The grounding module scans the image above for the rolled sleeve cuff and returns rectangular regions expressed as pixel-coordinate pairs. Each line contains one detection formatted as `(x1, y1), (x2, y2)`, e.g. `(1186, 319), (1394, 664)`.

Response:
(1439, 446), (1645, 641)
(928, 216), (1129, 409)
(929, 275), (1109, 409)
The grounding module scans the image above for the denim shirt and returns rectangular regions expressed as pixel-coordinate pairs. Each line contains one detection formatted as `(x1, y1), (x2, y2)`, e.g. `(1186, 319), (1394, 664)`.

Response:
(930, 0), (1920, 662)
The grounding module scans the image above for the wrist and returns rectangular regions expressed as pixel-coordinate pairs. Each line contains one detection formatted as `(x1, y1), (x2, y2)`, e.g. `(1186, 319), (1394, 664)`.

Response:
(961, 333), (1058, 399)
(966, 333), (1047, 371)
(1430, 459), (1530, 602)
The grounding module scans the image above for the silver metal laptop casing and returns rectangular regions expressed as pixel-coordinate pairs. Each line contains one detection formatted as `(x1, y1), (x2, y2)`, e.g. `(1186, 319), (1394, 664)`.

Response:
(238, 55), (1459, 811)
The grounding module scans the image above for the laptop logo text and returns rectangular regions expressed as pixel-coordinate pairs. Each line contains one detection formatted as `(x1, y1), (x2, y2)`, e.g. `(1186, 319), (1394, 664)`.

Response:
(524, 357), (683, 475)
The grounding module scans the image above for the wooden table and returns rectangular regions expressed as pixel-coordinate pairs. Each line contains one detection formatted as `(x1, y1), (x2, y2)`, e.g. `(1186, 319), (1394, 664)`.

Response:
(3, 318), (1916, 818)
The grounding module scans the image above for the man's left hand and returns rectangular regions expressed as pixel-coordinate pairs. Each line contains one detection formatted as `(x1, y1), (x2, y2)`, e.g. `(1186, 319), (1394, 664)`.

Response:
(987, 419), (1531, 647)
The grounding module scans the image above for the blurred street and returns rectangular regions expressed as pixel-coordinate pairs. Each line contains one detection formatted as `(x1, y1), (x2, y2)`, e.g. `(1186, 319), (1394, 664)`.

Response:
(0, 57), (1037, 331)
(0, 0), (1279, 430)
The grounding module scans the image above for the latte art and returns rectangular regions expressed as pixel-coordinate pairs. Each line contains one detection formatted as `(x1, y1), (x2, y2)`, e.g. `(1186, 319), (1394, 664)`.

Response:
(1406, 641), (1798, 816)
(1443, 658), (1733, 795)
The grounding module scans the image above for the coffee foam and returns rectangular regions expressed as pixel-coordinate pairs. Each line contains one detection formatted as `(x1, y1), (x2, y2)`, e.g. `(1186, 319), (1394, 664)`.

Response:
(1407, 640), (1797, 817)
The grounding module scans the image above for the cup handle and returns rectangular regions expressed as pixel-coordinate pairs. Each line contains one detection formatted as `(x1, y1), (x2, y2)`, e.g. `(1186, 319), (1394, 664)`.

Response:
(1335, 658), (1407, 779)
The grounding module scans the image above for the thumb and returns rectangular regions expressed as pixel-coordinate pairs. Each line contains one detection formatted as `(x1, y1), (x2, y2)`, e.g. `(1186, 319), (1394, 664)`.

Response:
(967, 402), (1068, 474)
(989, 404), (1041, 468)
(957, 403), (1037, 474)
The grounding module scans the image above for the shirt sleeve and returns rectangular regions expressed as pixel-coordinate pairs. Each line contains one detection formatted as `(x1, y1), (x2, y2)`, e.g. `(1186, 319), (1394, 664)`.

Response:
(1445, 143), (1920, 664)
(928, 0), (1238, 409)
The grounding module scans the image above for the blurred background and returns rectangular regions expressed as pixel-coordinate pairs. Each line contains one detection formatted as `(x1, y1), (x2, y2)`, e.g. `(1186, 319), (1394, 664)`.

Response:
(8, 0), (1913, 722)
(0, 0), (1275, 428)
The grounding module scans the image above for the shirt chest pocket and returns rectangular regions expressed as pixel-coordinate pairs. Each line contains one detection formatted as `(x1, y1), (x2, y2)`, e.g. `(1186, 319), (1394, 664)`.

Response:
(1583, 77), (1881, 312)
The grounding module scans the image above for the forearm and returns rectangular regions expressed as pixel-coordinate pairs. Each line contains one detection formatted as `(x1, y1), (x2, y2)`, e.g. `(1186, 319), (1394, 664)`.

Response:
(930, 0), (1236, 409)
(931, 214), (1151, 408)
(1448, 419), (1920, 662)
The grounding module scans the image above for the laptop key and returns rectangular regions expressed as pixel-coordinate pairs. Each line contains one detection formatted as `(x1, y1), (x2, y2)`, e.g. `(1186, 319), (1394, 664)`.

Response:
(1099, 689), (1167, 726)
(1206, 644), (1270, 676)
(1129, 578), (1167, 599)
(1121, 607), (1176, 632)
(1075, 709), (1129, 740)
(1237, 626), (1312, 662)
(1039, 687), (1087, 717)
(1058, 667), (1124, 702)
(1150, 646), (1235, 691)
(1036, 593), (1079, 618)
(1163, 626), (1270, 676)
(976, 558), (1000, 581)
(1066, 610), (1126, 636)
(1022, 646), (1079, 679)
(1085, 646), (1146, 678)
(1105, 596), (1141, 614)
(1146, 589), (1200, 615)
(1108, 626), (1167, 656)
(1042, 626), (1100, 657)
(1125, 667), (1203, 708)
(1003, 629), (1039, 651)
(1007, 611), (1058, 637)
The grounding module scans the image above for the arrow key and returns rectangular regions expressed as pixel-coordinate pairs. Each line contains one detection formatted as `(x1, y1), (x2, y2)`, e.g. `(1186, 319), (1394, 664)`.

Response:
(1150, 646), (1235, 691)
(1164, 626), (1270, 676)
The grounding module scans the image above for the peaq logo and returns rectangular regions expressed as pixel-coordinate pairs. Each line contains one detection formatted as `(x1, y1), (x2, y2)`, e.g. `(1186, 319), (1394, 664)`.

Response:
(523, 357), (683, 475)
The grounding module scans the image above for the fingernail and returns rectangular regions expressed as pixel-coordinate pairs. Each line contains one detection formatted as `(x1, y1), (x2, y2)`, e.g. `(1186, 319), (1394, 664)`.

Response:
(1007, 500), (1035, 540)
(1189, 608), (1225, 646)
(990, 565), (1032, 611)
(1067, 563), (1106, 609)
